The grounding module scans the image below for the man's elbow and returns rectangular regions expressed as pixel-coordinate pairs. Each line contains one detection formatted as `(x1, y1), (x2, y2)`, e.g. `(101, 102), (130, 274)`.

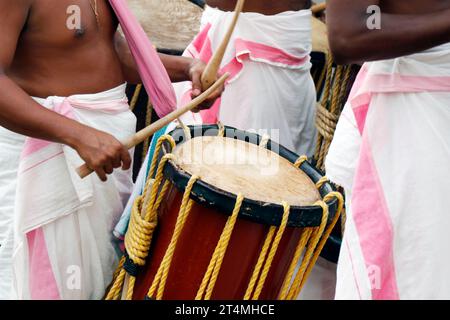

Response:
(328, 26), (377, 65)
(329, 35), (359, 65)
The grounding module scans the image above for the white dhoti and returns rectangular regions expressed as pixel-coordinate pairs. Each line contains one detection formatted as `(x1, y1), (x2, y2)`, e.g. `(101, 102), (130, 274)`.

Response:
(9, 84), (136, 300)
(326, 43), (450, 299)
(173, 6), (317, 157)
(0, 128), (26, 299)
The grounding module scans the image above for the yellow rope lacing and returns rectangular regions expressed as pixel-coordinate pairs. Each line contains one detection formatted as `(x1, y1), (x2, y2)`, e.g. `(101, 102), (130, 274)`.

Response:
(314, 62), (353, 171)
(141, 101), (153, 164)
(177, 118), (192, 141)
(279, 191), (344, 300)
(285, 200), (329, 300)
(298, 192), (344, 291)
(196, 194), (244, 300)
(259, 134), (270, 149)
(147, 175), (200, 300)
(217, 122), (225, 137)
(277, 228), (313, 300)
(244, 202), (291, 300)
(129, 84), (142, 111)
(315, 176), (329, 190)
(294, 155), (308, 168)
(148, 135), (176, 180)
(105, 136), (176, 300)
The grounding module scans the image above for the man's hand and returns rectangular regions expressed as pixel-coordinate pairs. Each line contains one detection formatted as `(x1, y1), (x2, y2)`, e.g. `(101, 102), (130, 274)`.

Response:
(71, 127), (131, 182)
(158, 54), (224, 112)
(186, 58), (224, 112)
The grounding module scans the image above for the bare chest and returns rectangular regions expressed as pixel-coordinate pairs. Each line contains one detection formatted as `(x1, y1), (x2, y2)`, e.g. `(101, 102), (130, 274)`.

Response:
(21, 0), (118, 49)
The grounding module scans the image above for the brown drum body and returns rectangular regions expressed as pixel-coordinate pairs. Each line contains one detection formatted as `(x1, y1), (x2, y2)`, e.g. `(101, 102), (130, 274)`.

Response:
(126, 127), (340, 300)
(133, 184), (303, 300)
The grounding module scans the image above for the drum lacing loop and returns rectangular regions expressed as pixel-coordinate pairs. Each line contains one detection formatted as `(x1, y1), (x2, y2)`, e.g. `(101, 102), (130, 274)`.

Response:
(284, 200), (329, 300)
(282, 191), (344, 300)
(147, 175), (200, 300)
(296, 192), (344, 296)
(148, 135), (176, 179)
(217, 121), (225, 137)
(294, 155), (308, 168)
(315, 176), (329, 190)
(244, 202), (291, 300)
(278, 228), (314, 300)
(259, 134), (271, 149)
(105, 151), (177, 300)
(177, 118), (192, 141)
(196, 194), (244, 300)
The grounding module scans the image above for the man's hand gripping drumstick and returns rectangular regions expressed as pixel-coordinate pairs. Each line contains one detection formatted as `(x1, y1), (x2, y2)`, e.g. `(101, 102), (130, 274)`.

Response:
(76, 73), (229, 179)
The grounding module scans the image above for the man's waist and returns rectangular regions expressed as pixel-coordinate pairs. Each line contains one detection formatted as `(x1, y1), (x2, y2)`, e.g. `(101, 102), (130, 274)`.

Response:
(32, 83), (130, 114)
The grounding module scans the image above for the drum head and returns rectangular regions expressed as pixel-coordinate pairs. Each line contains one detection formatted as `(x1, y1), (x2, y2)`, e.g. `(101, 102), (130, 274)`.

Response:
(160, 125), (339, 229)
(312, 17), (329, 54)
(127, 0), (203, 51)
(173, 136), (321, 207)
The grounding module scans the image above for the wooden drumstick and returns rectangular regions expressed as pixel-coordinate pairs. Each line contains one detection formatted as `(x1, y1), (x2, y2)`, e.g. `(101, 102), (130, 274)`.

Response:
(76, 72), (229, 179)
(200, 0), (245, 90)
(311, 3), (326, 15)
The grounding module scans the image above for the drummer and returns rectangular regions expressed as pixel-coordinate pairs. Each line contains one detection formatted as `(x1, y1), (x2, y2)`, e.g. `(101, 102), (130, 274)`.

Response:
(174, 0), (318, 158)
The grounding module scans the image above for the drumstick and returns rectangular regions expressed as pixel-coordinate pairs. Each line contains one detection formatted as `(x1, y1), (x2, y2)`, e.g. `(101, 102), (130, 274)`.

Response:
(200, 0), (245, 90)
(311, 3), (326, 15)
(76, 72), (229, 179)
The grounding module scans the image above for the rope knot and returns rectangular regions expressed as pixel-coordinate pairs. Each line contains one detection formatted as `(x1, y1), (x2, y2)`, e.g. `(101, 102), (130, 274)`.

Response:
(124, 195), (158, 267)
(315, 103), (339, 141)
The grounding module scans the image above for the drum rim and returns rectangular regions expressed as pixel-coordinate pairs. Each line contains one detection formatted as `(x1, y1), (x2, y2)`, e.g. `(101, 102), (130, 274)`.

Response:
(159, 124), (340, 229)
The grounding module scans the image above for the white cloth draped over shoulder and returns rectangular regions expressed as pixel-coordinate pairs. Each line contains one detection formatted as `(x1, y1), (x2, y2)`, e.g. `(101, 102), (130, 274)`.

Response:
(173, 6), (317, 157)
(11, 84), (136, 300)
(326, 43), (450, 299)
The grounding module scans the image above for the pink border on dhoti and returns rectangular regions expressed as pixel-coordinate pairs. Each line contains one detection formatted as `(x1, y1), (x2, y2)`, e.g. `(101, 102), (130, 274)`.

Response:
(190, 24), (310, 124)
(348, 64), (450, 299)
(27, 228), (61, 300)
(351, 135), (399, 299)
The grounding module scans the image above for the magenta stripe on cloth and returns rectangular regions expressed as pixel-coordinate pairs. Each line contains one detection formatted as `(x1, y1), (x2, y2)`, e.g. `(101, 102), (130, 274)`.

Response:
(191, 23), (310, 123)
(109, 0), (176, 117)
(21, 99), (75, 158)
(351, 136), (399, 299)
(235, 39), (309, 67)
(27, 228), (61, 300)
(345, 63), (450, 300)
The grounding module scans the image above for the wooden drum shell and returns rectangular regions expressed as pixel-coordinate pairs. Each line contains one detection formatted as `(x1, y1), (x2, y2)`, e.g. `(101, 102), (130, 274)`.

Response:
(133, 183), (304, 300)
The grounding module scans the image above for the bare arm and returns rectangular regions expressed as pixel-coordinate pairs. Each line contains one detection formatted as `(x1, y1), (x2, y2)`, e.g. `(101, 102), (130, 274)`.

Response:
(114, 32), (192, 83)
(114, 32), (223, 109)
(0, 0), (85, 145)
(327, 0), (450, 64)
(0, 0), (130, 181)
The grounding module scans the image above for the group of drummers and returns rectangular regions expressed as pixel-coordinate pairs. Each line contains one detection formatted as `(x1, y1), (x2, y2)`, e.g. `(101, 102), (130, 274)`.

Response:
(0, 0), (450, 300)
